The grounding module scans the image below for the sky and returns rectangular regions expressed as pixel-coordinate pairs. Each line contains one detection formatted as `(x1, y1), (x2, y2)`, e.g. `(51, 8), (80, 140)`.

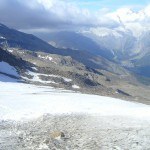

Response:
(0, 0), (150, 34)
(69, 0), (150, 11)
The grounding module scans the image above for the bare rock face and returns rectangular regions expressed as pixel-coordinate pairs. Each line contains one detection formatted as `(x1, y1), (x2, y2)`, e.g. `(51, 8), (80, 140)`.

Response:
(0, 47), (31, 70)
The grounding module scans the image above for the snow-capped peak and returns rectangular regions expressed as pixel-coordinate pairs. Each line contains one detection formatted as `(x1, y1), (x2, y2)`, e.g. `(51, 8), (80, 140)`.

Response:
(87, 27), (123, 38)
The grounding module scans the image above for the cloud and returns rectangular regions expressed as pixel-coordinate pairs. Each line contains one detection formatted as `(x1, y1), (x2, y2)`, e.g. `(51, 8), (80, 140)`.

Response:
(0, 0), (67, 29)
(105, 5), (150, 36)
(0, 0), (119, 32)
(0, 0), (92, 29)
(0, 0), (150, 35)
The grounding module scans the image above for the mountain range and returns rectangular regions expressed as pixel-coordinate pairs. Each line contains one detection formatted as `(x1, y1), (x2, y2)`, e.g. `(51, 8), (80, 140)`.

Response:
(0, 23), (150, 103)
(36, 28), (150, 77)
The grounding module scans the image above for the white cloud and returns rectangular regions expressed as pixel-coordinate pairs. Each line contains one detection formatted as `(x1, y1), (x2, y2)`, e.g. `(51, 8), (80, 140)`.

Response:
(0, 0), (119, 31)
(0, 0), (150, 35)
(94, 5), (150, 37)
(0, 0), (99, 30)
(106, 6), (150, 23)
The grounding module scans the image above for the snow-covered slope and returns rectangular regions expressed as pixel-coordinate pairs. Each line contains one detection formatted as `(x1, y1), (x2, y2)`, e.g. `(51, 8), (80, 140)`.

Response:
(0, 61), (19, 77)
(0, 80), (150, 121)
(1, 73), (150, 149)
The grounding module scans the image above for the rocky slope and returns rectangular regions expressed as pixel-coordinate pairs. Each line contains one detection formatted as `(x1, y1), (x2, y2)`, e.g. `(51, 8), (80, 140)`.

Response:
(1, 114), (150, 150)
(39, 29), (150, 77)
(0, 23), (150, 103)
(0, 23), (56, 52)
(0, 47), (150, 104)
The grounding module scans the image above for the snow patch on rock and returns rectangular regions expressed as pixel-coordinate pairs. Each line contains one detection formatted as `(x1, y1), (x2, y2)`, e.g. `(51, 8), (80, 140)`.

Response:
(0, 61), (19, 77)
(22, 71), (57, 84)
(0, 36), (6, 39)
(23, 71), (72, 84)
(72, 84), (80, 89)
(8, 49), (13, 53)
(38, 55), (53, 61)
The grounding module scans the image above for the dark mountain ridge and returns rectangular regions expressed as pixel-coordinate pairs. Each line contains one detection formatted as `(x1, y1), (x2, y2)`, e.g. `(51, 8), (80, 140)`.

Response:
(0, 23), (127, 75)
(37, 31), (114, 60)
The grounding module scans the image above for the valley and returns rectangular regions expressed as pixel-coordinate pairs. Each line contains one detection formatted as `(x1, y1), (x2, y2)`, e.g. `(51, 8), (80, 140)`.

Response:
(0, 22), (150, 150)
